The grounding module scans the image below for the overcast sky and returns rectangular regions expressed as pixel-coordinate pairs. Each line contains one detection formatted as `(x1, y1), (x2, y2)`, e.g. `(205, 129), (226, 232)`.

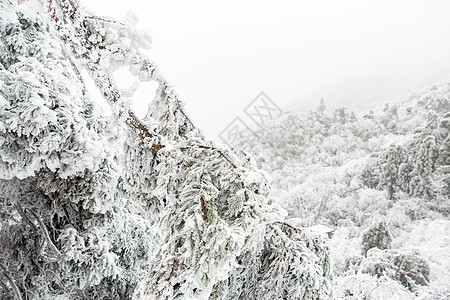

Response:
(88, 0), (450, 140)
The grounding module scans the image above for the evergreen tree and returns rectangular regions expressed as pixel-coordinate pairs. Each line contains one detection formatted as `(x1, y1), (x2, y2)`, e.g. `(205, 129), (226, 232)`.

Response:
(436, 113), (450, 167)
(381, 103), (398, 131)
(316, 98), (326, 114)
(0, 1), (333, 299)
(361, 221), (392, 256)
(378, 145), (405, 200)
(409, 135), (438, 199)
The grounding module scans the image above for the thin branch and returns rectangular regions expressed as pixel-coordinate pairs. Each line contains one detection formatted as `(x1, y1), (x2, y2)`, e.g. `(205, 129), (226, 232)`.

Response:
(34, 240), (45, 261)
(29, 210), (61, 257)
(0, 278), (10, 296)
(14, 203), (37, 231)
(62, 50), (87, 96)
(0, 262), (23, 300)
(85, 16), (125, 25)
(273, 221), (303, 233)
(195, 145), (249, 200)
(200, 196), (215, 219)
(196, 145), (238, 168)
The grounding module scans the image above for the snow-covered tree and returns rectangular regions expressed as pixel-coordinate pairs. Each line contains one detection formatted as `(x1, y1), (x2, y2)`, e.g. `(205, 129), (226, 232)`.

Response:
(437, 113), (450, 167)
(344, 248), (430, 292)
(381, 103), (398, 131)
(0, 0), (333, 299)
(409, 135), (438, 199)
(316, 98), (326, 115)
(378, 145), (405, 200)
(361, 220), (392, 256)
(0, 2), (158, 298)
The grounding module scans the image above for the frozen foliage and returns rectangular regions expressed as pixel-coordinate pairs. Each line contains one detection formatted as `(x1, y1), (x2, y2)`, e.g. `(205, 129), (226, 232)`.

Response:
(223, 223), (332, 300)
(361, 220), (392, 256)
(336, 274), (413, 300)
(236, 83), (450, 297)
(0, 2), (156, 298)
(0, 0), (332, 299)
(345, 248), (430, 292)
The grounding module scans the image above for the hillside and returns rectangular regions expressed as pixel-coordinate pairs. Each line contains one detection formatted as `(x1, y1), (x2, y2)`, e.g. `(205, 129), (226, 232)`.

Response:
(236, 83), (450, 299)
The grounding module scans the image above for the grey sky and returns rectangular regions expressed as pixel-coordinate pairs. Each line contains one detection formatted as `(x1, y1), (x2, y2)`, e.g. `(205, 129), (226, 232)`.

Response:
(88, 0), (450, 140)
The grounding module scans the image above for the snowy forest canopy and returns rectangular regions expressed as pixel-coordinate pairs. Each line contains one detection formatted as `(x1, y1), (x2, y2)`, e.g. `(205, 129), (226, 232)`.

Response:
(0, 0), (449, 300)
(234, 84), (450, 298)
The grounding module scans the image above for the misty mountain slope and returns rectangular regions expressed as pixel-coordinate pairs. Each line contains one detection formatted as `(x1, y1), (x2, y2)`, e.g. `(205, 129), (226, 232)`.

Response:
(235, 83), (450, 299)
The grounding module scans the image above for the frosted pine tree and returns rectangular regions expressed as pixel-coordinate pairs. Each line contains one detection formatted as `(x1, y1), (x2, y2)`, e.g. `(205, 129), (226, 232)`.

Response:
(0, 0), (333, 299)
